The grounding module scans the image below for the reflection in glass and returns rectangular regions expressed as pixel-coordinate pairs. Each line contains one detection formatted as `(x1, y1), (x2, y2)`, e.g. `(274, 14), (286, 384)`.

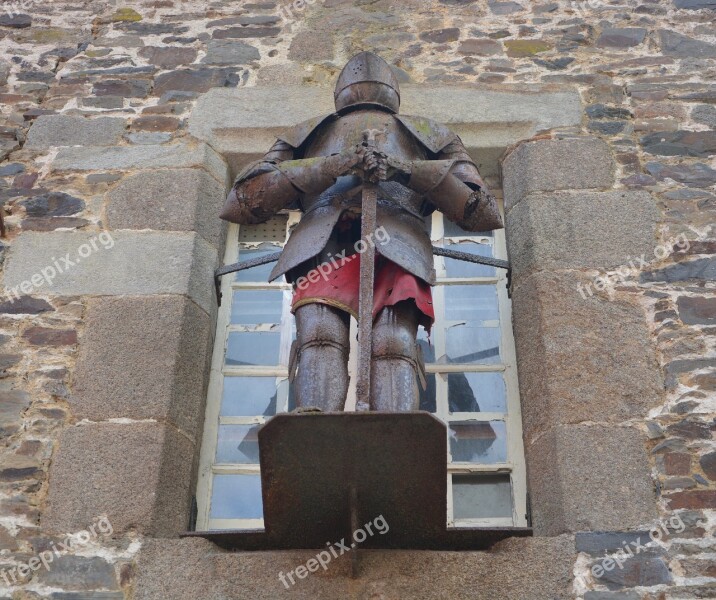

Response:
(448, 372), (506, 413)
(210, 474), (263, 520)
(235, 246), (281, 282)
(444, 219), (494, 239)
(231, 290), (284, 325)
(442, 242), (495, 278)
(221, 377), (280, 417)
(445, 325), (500, 364)
(226, 332), (281, 366)
(449, 421), (506, 463)
(452, 474), (512, 520)
(216, 425), (261, 463)
(419, 373), (437, 413)
(444, 285), (499, 323)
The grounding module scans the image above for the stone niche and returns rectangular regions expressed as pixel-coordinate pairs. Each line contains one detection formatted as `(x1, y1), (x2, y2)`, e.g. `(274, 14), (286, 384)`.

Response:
(2, 82), (664, 599)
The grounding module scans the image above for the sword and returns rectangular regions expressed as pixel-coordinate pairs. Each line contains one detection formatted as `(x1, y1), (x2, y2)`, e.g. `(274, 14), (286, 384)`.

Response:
(354, 128), (384, 412)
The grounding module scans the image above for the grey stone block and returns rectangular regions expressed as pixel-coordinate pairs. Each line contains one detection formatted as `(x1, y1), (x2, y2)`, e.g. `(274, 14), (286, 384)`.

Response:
(53, 142), (228, 186)
(106, 168), (227, 249)
(36, 555), (118, 591)
(72, 296), (212, 439)
(503, 138), (615, 210)
(528, 425), (657, 535)
(134, 535), (576, 599)
(3, 231), (218, 315)
(45, 423), (195, 536)
(201, 40), (260, 65)
(188, 85), (582, 178)
(512, 272), (664, 442)
(506, 190), (659, 278)
(25, 116), (126, 150)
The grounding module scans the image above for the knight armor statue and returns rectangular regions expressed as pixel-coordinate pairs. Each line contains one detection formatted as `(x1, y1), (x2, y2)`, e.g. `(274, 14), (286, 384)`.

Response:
(221, 51), (503, 413)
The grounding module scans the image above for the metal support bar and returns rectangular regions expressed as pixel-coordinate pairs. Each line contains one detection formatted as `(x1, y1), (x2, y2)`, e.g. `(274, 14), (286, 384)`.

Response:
(212, 246), (512, 305)
(213, 251), (282, 306)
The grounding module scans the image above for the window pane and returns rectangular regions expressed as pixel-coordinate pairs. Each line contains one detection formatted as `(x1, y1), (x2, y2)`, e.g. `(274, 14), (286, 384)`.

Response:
(444, 285), (499, 323)
(235, 245), (281, 282)
(452, 474), (512, 520)
(221, 377), (281, 417)
(444, 219), (494, 238)
(230, 290), (284, 325)
(448, 372), (506, 414)
(210, 474), (263, 520)
(226, 331), (281, 366)
(449, 421), (507, 463)
(216, 424), (261, 464)
(442, 242), (496, 278)
(444, 325), (501, 364)
(419, 372), (437, 413)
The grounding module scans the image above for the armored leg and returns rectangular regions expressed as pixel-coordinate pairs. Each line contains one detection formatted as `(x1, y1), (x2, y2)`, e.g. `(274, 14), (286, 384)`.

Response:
(293, 303), (351, 411)
(370, 301), (422, 412)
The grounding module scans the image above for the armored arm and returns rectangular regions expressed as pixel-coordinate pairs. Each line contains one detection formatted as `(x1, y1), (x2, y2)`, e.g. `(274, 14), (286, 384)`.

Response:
(220, 140), (364, 225)
(388, 138), (503, 232)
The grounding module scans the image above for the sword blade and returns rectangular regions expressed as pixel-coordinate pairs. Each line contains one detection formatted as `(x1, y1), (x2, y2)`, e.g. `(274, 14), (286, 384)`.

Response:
(355, 182), (378, 412)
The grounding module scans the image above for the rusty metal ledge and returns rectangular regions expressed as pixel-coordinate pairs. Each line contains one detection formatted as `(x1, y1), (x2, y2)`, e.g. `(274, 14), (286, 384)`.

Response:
(184, 412), (532, 551)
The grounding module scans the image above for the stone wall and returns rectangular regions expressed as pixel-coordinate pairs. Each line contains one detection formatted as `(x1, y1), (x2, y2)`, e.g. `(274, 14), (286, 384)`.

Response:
(0, 0), (714, 599)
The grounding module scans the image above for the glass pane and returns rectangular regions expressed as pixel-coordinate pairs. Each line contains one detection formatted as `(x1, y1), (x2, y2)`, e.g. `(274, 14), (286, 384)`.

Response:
(444, 218), (494, 238)
(449, 421), (507, 463)
(452, 474), (512, 520)
(230, 289), (284, 325)
(444, 285), (499, 323)
(419, 372), (437, 413)
(210, 474), (263, 520)
(448, 372), (506, 413)
(221, 377), (281, 417)
(442, 242), (496, 278)
(226, 332), (281, 366)
(287, 381), (296, 412)
(216, 424), (261, 463)
(235, 245), (281, 282)
(444, 325), (501, 364)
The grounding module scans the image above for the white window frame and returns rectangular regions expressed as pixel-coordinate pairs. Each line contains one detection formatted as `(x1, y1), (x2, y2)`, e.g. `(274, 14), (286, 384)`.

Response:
(196, 201), (527, 531)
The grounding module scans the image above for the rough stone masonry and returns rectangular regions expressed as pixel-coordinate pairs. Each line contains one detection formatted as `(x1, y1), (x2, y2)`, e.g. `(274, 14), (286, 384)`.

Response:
(0, 0), (714, 599)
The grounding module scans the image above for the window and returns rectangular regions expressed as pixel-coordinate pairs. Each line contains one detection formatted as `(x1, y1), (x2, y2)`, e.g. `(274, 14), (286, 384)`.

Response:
(196, 203), (527, 531)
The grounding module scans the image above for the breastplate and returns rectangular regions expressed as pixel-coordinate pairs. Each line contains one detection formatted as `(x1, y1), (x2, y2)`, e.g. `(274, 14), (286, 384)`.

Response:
(300, 110), (428, 216)
(303, 110), (427, 161)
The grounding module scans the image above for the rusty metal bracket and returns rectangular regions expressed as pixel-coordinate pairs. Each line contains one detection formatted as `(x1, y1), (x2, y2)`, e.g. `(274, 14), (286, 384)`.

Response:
(213, 251), (282, 306)
(183, 412), (532, 551)
(431, 246), (512, 297)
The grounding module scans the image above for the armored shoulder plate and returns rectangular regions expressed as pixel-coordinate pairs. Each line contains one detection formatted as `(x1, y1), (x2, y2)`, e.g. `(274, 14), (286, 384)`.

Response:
(276, 113), (338, 150)
(394, 115), (458, 155)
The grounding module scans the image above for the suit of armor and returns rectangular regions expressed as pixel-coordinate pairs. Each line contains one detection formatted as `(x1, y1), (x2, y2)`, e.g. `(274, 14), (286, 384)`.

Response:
(220, 52), (503, 412)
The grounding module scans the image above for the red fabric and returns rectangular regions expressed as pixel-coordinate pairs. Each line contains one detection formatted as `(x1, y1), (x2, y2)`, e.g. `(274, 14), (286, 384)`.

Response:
(292, 253), (434, 328)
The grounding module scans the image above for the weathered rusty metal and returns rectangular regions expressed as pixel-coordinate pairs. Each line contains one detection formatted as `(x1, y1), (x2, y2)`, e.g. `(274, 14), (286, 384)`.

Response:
(355, 128), (383, 412)
(334, 51), (400, 114)
(371, 302), (421, 411)
(293, 303), (350, 411)
(214, 250), (282, 305)
(183, 412), (532, 549)
(218, 51), (506, 411)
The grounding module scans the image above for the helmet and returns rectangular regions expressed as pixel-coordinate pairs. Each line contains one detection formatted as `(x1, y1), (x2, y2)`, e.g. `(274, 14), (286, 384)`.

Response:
(334, 51), (400, 114)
